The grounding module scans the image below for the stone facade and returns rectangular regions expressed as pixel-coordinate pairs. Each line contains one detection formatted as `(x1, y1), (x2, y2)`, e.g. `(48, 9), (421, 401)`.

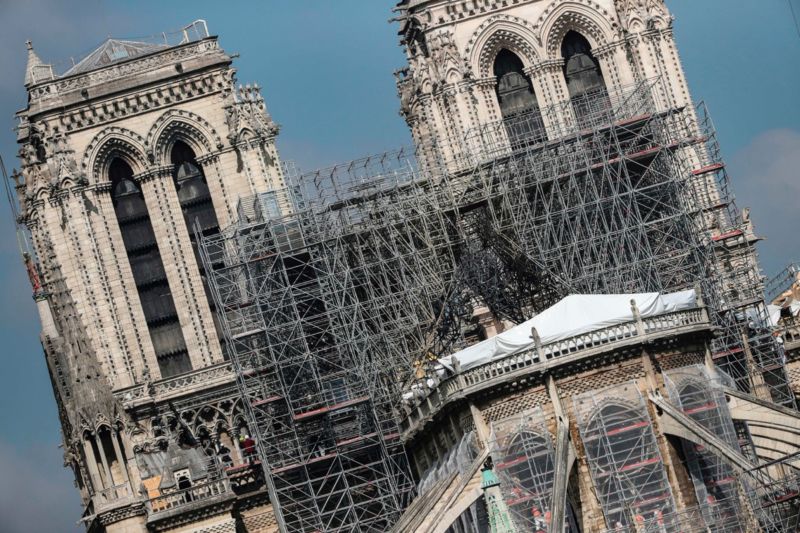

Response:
(14, 22), (280, 532)
(393, 0), (759, 285)
(395, 300), (800, 532)
(395, 0), (685, 152)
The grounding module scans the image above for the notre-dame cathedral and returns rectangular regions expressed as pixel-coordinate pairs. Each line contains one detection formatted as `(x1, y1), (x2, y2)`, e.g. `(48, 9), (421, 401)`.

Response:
(10, 2), (800, 533)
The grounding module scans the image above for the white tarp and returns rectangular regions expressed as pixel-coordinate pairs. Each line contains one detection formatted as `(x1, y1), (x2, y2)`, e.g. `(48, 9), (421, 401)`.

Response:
(768, 304), (783, 328)
(439, 289), (697, 373)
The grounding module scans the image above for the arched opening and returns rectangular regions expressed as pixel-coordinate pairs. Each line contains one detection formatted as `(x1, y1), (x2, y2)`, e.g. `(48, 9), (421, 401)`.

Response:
(98, 426), (126, 487)
(84, 432), (108, 489)
(216, 426), (236, 468)
(170, 141), (227, 358)
(675, 381), (744, 529)
(498, 430), (581, 531)
(110, 158), (191, 377)
(561, 31), (610, 127)
(493, 49), (545, 145)
(583, 402), (675, 530)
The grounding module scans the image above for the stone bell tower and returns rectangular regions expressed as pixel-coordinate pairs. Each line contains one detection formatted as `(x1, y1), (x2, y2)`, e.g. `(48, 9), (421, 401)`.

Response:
(394, 0), (691, 150)
(391, 0), (791, 407)
(14, 21), (284, 532)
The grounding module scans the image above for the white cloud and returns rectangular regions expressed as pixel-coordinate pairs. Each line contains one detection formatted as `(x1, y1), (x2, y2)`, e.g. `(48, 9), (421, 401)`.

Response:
(0, 440), (83, 532)
(728, 128), (800, 277)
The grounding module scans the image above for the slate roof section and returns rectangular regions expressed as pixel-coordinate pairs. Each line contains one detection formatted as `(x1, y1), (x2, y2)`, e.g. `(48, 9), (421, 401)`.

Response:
(63, 38), (169, 76)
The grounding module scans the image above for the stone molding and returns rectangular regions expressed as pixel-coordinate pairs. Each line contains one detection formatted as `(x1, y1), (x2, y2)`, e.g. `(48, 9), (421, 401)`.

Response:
(28, 38), (221, 98)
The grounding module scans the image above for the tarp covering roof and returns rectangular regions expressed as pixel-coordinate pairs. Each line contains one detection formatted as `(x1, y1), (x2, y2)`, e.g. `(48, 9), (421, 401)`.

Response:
(439, 289), (697, 372)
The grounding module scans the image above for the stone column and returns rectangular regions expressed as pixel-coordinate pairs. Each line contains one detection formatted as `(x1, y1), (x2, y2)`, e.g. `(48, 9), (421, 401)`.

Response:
(196, 152), (235, 226)
(110, 430), (131, 489)
(92, 185), (162, 381)
(136, 167), (224, 369)
(83, 438), (106, 491)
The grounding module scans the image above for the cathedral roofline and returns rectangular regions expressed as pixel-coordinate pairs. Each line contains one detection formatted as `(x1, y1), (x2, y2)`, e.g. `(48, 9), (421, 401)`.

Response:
(19, 31), (231, 122)
(21, 20), (217, 90)
(62, 38), (171, 77)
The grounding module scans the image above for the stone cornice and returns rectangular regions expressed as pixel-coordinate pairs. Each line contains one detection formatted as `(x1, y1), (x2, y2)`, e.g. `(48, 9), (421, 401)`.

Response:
(527, 58), (564, 76)
(473, 76), (497, 89)
(134, 166), (172, 185)
(399, 307), (712, 443)
(28, 38), (223, 97)
(115, 362), (236, 409)
(96, 501), (147, 526)
(24, 71), (228, 137)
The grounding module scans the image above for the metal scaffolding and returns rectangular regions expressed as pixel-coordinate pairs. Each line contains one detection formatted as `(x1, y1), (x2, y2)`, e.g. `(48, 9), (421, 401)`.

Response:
(489, 407), (577, 532)
(664, 366), (749, 531)
(574, 382), (679, 531)
(662, 366), (800, 532)
(765, 262), (800, 304)
(199, 76), (795, 531)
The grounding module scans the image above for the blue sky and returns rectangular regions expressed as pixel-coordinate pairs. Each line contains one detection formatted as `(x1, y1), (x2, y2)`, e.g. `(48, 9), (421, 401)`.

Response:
(0, 1), (798, 531)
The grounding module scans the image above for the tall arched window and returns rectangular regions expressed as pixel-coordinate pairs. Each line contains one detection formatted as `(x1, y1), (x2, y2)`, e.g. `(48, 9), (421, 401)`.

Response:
(583, 402), (675, 530)
(110, 158), (191, 377)
(493, 49), (546, 145)
(498, 430), (580, 531)
(561, 31), (610, 127)
(170, 141), (226, 356)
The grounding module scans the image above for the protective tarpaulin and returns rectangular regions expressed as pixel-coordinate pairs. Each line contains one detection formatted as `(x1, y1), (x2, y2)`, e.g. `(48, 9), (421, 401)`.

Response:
(768, 304), (783, 328)
(440, 290), (697, 372)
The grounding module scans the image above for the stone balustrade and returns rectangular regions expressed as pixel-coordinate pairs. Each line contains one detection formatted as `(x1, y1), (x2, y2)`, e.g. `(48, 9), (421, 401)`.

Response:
(93, 482), (134, 511)
(115, 362), (236, 407)
(146, 478), (231, 516)
(401, 306), (710, 438)
(778, 315), (800, 350)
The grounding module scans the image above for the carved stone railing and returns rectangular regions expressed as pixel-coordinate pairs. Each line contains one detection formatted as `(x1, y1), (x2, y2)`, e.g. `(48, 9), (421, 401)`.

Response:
(29, 37), (219, 99)
(116, 362), (236, 407)
(401, 307), (710, 437)
(146, 478), (231, 516)
(93, 482), (134, 511)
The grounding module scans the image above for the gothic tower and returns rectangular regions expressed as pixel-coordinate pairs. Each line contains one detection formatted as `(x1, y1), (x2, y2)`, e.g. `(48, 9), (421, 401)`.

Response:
(386, 3), (800, 532)
(14, 21), (283, 532)
(392, 0), (792, 406)
(395, 0), (689, 153)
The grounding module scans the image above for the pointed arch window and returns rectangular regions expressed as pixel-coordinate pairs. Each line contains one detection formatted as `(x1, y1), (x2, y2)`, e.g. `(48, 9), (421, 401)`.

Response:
(170, 141), (227, 357)
(497, 430), (581, 531)
(561, 31), (611, 128)
(110, 158), (191, 377)
(582, 402), (675, 530)
(493, 49), (546, 145)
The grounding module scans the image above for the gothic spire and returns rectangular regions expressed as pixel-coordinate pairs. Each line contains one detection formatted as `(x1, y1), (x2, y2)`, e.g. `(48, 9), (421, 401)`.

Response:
(24, 40), (53, 86)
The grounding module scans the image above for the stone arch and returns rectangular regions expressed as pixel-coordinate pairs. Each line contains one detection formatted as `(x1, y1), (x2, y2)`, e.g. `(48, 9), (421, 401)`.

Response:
(537, 1), (618, 59)
(466, 15), (542, 79)
(146, 109), (224, 166)
(193, 404), (226, 435)
(82, 127), (148, 185)
(584, 397), (647, 431)
(30, 172), (52, 203)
